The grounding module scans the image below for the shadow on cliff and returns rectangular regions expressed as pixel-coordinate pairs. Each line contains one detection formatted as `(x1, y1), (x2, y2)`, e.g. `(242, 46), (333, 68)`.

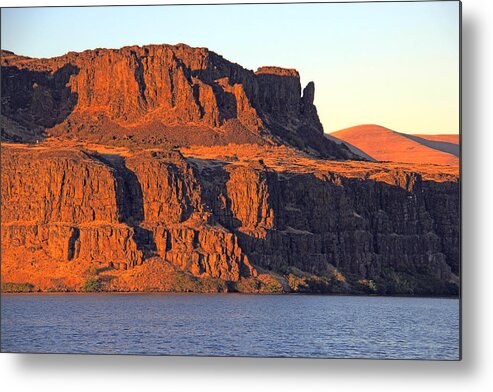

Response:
(0, 63), (79, 142)
(191, 157), (460, 284)
(190, 62), (299, 126)
(192, 59), (356, 159)
(91, 153), (157, 259)
(174, 57), (239, 123)
(189, 158), (243, 230)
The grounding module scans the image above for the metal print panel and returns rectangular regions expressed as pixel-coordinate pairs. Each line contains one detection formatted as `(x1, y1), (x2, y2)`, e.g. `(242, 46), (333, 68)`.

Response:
(0, 1), (461, 360)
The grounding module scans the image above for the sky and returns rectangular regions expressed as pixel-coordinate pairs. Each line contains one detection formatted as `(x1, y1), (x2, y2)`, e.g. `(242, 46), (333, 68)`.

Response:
(1, 1), (460, 134)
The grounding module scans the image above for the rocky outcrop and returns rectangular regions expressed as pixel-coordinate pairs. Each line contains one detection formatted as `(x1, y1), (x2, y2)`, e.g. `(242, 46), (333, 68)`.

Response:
(1, 148), (121, 224)
(1, 45), (356, 159)
(2, 223), (143, 267)
(1, 145), (459, 295)
(0, 146), (254, 286)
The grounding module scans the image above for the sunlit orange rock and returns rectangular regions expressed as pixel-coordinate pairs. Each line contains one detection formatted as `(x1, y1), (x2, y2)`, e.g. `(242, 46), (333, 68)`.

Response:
(1, 45), (357, 160)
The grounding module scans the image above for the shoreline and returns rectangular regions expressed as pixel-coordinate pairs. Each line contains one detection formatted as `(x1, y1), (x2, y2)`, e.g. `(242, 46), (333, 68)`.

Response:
(0, 291), (460, 300)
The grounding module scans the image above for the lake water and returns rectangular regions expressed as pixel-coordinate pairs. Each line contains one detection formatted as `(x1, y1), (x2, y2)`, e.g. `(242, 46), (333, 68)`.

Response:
(1, 294), (460, 360)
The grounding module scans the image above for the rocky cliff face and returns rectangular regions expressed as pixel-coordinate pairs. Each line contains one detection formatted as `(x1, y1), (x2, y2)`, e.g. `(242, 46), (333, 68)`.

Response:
(0, 44), (459, 295)
(200, 161), (459, 294)
(1, 144), (459, 295)
(1, 146), (255, 287)
(1, 45), (355, 159)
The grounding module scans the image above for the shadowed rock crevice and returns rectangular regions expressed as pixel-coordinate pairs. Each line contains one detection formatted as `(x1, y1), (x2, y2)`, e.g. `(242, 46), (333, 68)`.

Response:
(189, 160), (241, 229)
(67, 227), (80, 261)
(130, 50), (148, 106)
(116, 160), (145, 226)
(212, 86), (238, 121)
(1, 62), (80, 141)
(192, 84), (206, 118)
(91, 153), (157, 258)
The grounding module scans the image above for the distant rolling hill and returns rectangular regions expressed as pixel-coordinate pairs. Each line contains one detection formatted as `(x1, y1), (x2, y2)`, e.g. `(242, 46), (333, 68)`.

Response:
(330, 124), (459, 166)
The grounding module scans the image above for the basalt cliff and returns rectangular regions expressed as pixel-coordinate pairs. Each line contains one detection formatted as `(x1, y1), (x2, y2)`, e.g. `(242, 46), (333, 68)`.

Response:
(1, 44), (356, 159)
(0, 45), (460, 295)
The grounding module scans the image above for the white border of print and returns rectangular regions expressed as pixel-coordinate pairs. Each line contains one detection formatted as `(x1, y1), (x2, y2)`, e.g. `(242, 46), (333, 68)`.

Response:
(1, 0), (492, 391)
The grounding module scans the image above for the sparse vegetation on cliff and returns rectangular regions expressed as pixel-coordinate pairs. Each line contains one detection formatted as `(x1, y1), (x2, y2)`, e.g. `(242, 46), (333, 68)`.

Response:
(236, 275), (285, 294)
(82, 278), (102, 292)
(2, 282), (36, 293)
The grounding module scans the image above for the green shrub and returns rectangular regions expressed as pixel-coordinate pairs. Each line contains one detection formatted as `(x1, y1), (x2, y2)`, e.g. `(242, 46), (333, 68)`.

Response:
(257, 274), (284, 293)
(82, 278), (101, 292)
(286, 273), (335, 293)
(198, 277), (229, 293)
(1, 282), (35, 293)
(376, 268), (415, 295)
(235, 275), (284, 294)
(169, 272), (201, 292)
(412, 276), (460, 296)
(236, 277), (261, 293)
(287, 274), (310, 292)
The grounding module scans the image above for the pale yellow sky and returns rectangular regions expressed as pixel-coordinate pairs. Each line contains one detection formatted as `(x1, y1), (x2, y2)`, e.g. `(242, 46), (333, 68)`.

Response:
(2, 2), (460, 135)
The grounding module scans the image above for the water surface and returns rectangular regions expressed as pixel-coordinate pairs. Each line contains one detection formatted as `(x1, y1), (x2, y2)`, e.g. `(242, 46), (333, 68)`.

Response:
(1, 294), (459, 359)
